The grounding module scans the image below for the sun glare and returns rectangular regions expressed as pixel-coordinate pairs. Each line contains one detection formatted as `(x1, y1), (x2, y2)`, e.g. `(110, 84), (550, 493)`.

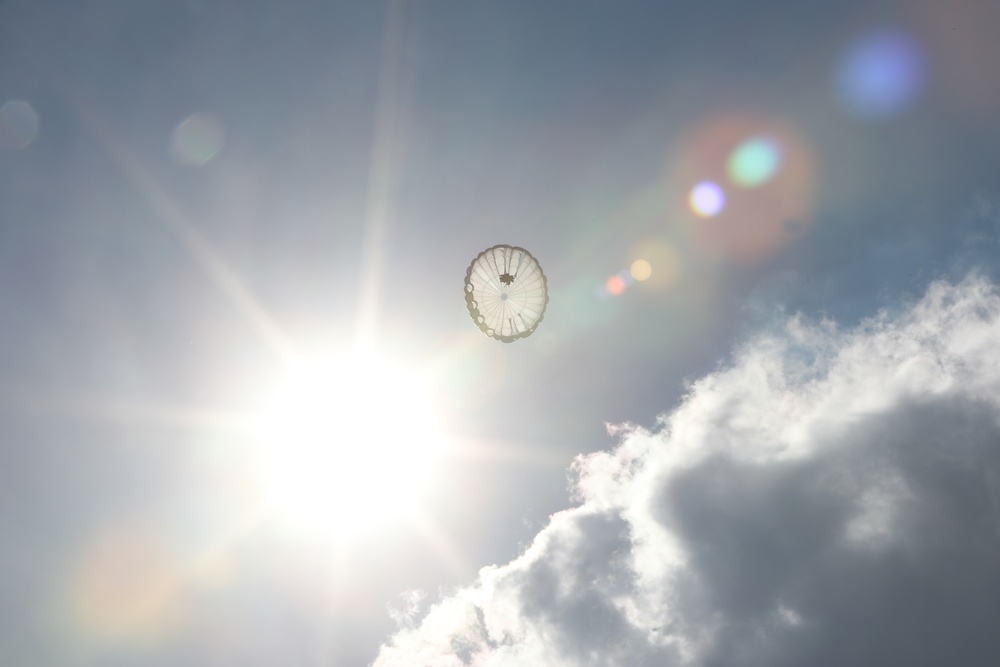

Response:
(251, 349), (444, 540)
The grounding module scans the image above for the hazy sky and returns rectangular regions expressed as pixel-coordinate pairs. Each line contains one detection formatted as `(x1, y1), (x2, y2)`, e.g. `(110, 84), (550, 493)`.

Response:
(2, 1), (1000, 665)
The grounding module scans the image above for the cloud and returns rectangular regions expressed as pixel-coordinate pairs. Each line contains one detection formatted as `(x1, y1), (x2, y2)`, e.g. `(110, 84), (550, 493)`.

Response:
(388, 589), (428, 629)
(374, 274), (1000, 667)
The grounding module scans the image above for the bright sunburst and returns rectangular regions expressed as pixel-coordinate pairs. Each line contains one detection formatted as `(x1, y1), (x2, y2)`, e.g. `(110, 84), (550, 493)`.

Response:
(251, 348), (444, 540)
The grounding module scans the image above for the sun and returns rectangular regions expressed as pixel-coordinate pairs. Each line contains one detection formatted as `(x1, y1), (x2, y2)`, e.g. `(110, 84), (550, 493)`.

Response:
(250, 348), (445, 540)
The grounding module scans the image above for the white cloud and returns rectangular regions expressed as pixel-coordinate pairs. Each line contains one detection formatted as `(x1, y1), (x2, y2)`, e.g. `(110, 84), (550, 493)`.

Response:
(388, 589), (428, 629)
(374, 274), (1000, 667)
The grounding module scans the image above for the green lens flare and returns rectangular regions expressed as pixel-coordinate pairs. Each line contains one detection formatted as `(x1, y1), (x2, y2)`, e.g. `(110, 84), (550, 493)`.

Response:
(727, 137), (781, 188)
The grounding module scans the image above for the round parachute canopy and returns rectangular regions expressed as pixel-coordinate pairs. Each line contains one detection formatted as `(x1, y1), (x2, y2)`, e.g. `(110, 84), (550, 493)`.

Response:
(465, 245), (548, 342)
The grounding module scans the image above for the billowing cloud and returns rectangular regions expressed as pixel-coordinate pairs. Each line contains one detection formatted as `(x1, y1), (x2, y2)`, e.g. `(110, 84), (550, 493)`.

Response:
(374, 274), (1000, 667)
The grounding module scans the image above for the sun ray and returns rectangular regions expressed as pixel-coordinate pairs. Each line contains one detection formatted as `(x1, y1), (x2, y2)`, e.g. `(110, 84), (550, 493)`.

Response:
(0, 384), (250, 434)
(405, 507), (472, 579)
(442, 435), (574, 470)
(64, 86), (297, 365)
(355, 0), (410, 348)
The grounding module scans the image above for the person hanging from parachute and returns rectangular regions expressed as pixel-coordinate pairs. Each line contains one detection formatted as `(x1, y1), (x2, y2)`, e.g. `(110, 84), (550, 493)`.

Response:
(464, 244), (548, 342)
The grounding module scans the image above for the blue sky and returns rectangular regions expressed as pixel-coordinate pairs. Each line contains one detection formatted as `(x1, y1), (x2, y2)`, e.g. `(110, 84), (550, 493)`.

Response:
(2, 1), (1000, 665)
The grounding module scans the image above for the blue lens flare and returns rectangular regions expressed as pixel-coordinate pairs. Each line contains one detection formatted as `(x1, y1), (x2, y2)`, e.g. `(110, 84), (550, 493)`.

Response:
(837, 29), (926, 119)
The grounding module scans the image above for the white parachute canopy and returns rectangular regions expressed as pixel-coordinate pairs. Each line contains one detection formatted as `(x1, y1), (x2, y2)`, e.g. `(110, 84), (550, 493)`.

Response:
(464, 245), (548, 342)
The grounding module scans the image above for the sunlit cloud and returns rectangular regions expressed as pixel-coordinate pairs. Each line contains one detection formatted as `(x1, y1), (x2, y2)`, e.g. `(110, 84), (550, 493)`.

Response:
(835, 28), (926, 119)
(0, 100), (39, 150)
(374, 274), (1000, 666)
(388, 589), (427, 629)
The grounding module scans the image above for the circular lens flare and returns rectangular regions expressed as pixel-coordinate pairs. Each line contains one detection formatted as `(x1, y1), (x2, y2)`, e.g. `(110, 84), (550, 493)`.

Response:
(727, 137), (781, 188)
(671, 114), (816, 264)
(630, 259), (652, 282)
(0, 100), (39, 150)
(170, 113), (225, 166)
(70, 530), (185, 645)
(606, 275), (627, 296)
(689, 181), (726, 218)
(836, 29), (926, 118)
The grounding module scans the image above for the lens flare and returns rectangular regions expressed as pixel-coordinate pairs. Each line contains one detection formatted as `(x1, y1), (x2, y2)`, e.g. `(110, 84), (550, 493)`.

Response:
(170, 113), (225, 166)
(632, 239), (680, 292)
(727, 137), (781, 188)
(836, 29), (926, 119)
(0, 100), (39, 150)
(671, 114), (816, 264)
(69, 530), (186, 645)
(630, 259), (652, 282)
(606, 275), (627, 296)
(689, 181), (725, 218)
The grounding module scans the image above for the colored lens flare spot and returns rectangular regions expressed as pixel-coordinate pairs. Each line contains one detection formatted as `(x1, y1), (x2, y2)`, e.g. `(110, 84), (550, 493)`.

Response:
(170, 113), (225, 166)
(632, 240), (680, 291)
(630, 259), (652, 282)
(728, 137), (781, 188)
(70, 531), (186, 644)
(606, 275), (627, 296)
(689, 181), (725, 218)
(0, 100), (39, 150)
(673, 115), (816, 264)
(836, 29), (926, 118)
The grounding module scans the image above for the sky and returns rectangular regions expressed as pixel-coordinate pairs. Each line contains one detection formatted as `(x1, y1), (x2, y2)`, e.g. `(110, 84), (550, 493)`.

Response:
(1, 0), (1000, 665)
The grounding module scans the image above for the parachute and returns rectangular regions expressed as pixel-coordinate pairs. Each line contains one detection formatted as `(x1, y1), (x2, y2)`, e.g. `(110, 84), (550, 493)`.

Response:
(464, 245), (548, 342)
